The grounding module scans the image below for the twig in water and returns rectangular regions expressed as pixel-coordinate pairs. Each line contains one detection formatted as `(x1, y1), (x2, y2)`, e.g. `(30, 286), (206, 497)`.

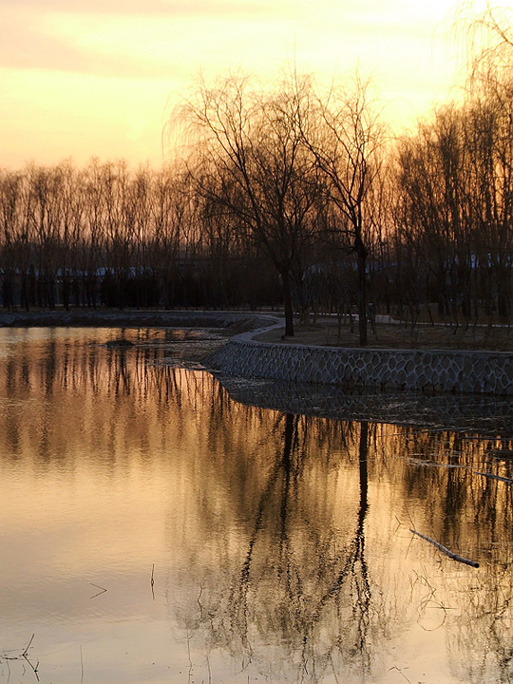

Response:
(474, 470), (513, 484)
(3, 634), (41, 681)
(329, 653), (342, 684)
(22, 634), (34, 658)
(151, 563), (155, 599)
(410, 529), (479, 568)
(186, 628), (193, 684)
(24, 653), (40, 682)
(206, 653), (212, 684)
(89, 583), (107, 599)
(389, 665), (412, 684)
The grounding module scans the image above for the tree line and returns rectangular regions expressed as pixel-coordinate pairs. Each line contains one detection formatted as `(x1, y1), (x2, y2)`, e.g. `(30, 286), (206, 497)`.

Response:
(2, 7), (513, 344)
(0, 159), (279, 313)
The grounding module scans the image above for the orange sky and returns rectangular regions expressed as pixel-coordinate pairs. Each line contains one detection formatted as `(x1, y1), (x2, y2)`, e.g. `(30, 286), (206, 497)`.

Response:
(0, 0), (488, 169)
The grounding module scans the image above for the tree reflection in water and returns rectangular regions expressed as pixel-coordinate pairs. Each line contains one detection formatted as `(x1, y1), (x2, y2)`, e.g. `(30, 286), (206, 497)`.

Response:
(1, 328), (513, 683)
(175, 413), (380, 683)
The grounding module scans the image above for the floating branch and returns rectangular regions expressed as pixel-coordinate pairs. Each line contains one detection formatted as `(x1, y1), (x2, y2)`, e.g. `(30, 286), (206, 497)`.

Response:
(474, 470), (513, 484)
(409, 458), (467, 470)
(23, 653), (39, 681)
(89, 583), (107, 599)
(410, 529), (479, 568)
(151, 563), (155, 600)
(1, 634), (39, 681)
(22, 634), (34, 658)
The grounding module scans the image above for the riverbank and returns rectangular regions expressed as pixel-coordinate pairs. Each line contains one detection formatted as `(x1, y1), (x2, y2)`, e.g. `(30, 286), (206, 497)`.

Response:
(207, 335), (513, 395)
(0, 309), (276, 332)
(2, 309), (512, 395)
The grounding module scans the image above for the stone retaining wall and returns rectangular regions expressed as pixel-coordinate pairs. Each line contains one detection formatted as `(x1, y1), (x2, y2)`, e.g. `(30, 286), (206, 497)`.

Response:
(207, 339), (513, 395)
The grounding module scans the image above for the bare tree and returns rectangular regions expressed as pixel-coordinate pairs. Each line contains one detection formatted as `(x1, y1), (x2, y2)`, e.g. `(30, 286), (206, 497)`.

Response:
(170, 76), (322, 336)
(397, 110), (464, 322)
(0, 169), (26, 309)
(146, 165), (182, 308)
(300, 74), (385, 346)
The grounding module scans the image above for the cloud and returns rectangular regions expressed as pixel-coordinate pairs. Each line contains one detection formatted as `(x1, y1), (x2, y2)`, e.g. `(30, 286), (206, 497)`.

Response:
(0, 0), (302, 77)
(0, 0), (278, 17)
(0, 0), (300, 79)
(0, 13), (86, 73)
(0, 0), (461, 169)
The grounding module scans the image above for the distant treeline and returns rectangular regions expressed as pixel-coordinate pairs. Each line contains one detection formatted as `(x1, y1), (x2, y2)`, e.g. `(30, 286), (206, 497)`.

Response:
(0, 160), (281, 313)
(2, 8), (513, 342)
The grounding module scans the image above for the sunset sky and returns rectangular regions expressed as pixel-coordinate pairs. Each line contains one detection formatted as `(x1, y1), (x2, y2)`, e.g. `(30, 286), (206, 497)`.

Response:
(0, 0), (487, 169)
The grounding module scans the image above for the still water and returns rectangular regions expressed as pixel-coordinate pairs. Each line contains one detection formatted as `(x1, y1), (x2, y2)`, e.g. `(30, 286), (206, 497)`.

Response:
(0, 327), (512, 684)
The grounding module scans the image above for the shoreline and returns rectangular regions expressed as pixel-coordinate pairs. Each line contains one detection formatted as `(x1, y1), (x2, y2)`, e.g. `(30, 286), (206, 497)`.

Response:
(208, 336), (513, 396)
(0, 309), (277, 332)
(208, 317), (513, 397)
(1, 309), (512, 396)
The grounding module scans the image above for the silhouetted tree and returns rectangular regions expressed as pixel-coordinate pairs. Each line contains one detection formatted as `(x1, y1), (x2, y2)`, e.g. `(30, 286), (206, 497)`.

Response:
(171, 76), (323, 336)
(300, 74), (385, 345)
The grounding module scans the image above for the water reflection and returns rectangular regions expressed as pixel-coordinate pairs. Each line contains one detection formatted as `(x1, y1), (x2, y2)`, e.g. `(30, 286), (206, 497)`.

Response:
(0, 328), (512, 683)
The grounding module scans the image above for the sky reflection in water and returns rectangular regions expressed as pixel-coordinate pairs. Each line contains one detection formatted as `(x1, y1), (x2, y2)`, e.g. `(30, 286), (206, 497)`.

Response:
(0, 327), (512, 684)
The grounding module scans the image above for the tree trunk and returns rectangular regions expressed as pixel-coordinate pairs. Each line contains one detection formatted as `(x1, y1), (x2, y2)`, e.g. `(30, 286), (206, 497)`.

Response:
(281, 268), (295, 337)
(497, 265), (510, 323)
(356, 244), (368, 347)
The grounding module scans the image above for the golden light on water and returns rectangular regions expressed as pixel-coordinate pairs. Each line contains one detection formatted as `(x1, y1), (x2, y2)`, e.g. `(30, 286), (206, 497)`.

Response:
(1, 327), (512, 682)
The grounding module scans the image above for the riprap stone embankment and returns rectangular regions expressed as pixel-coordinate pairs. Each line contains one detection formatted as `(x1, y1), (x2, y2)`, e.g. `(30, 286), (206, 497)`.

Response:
(207, 332), (513, 396)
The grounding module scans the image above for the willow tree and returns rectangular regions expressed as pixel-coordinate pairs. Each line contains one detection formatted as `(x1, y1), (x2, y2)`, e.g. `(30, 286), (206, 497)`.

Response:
(392, 4), (513, 325)
(459, 3), (513, 320)
(396, 107), (475, 321)
(170, 76), (322, 337)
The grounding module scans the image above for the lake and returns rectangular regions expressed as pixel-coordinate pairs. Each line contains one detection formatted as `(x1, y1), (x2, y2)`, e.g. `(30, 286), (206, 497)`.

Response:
(0, 327), (512, 684)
